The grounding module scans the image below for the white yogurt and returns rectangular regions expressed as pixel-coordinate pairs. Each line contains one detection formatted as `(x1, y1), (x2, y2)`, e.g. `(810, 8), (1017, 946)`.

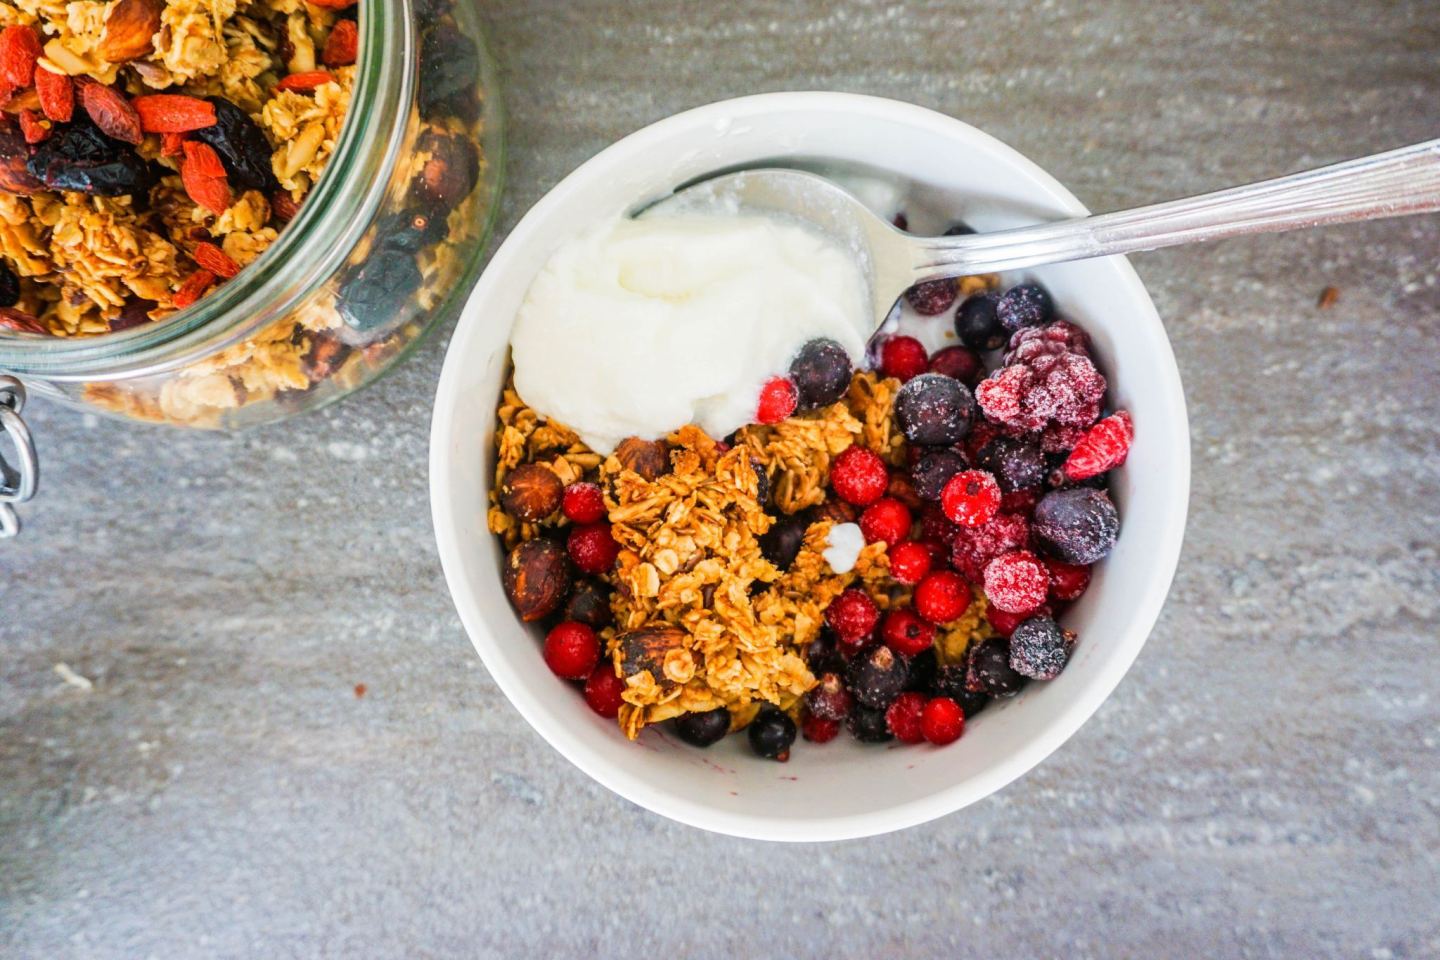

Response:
(510, 215), (871, 454)
(822, 522), (865, 574)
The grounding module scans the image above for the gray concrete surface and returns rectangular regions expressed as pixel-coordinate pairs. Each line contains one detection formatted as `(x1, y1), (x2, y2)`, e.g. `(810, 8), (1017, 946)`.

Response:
(3, 1), (1439, 957)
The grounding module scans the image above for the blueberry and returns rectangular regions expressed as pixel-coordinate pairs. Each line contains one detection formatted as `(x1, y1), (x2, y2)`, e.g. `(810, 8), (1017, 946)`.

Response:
(965, 637), (1026, 697)
(0, 262), (17, 309)
(562, 580), (612, 629)
(806, 630), (846, 677)
(846, 645), (909, 709)
(673, 708), (732, 747)
(759, 517), (807, 570)
(996, 283), (1055, 333)
(904, 646), (939, 692)
(789, 338), (853, 410)
(894, 373), (974, 446)
(911, 449), (968, 501)
(747, 705), (797, 761)
(338, 253), (423, 331)
(847, 704), (894, 743)
(977, 437), (1047, 493)
(955, 292), (1005, 351)
(931, 663), (990, 717)
(1033, 487), (1119, 564)
(1008, 616), (1074, 680)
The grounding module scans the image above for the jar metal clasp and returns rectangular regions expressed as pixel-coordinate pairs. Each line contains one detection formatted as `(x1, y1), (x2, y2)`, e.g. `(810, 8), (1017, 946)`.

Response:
(0, 375), (38, 539)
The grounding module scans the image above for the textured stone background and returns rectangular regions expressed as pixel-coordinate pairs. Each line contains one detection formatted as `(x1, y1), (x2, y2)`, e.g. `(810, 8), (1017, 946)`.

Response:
(3, 1), (1439, 957)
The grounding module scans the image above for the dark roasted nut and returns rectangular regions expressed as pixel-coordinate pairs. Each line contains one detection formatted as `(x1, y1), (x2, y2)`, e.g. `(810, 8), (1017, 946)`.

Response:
(502, 538), (571, 622)
(301, 333), (351, 379)
(563, 579), (612, 629)
(807, 497), (858, 525)
(614, 437), (669, 480)
(616, 624), (689, 685)
(499, 462), (563, 522)
(412, 129), (479, 208)
(100, 0), (163, 62)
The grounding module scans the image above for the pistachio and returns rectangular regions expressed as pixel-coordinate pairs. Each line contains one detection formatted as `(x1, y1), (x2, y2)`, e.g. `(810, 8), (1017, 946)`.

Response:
(502, 539), (570, 622)
(614, 437), (669, 480)
(499, 462), (563, 522)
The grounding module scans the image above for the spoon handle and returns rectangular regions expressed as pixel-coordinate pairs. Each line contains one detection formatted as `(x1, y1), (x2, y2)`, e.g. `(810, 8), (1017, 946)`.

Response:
(914, 139), (1440, 278)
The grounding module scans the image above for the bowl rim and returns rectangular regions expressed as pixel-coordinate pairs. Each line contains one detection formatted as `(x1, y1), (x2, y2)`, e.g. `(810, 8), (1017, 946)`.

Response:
(429, 91), (1191, 842)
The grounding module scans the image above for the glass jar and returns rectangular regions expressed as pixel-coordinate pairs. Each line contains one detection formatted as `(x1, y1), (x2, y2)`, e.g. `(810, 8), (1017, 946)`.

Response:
(0, 0), (503, 431)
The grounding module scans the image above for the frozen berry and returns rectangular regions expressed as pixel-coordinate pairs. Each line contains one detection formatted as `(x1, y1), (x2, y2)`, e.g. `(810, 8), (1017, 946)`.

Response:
(562, 481), (606, 524)
(1001, 489), (1039, 514)
(846, 644), (909, 709)
(928, 345), (983, 386)
(1004, 319), (1091, 365)
(567, 523), (620, 574)
(950, 510), (1030, 582)
(879, 335), (929, 382)
(806, 631), (846, 676)
(895, 373), (974, 446)
(759, 517), (807, 571)
(790, 338), (853, 410)
(986, 602), (1048, 638)
(911, 449), (968, 502)
(966, 636), (1025, 697)
(802, 713), (840, 743)
(976, 351), (1105, 434)
(563, 579), (613, 628)
(886, 691), (928, 743)
(583, 665), (626, 718)
(859, 497), (912, 547)
(903, 279), (957, 317)
(756, 376), (798, 424)
(914, 570), (971, 624)
(848, 704), (894, 743)
(919, 503), (960, 546)
(1062, 411), (1133, 481)
(976, 437), (1047, 493)
(941, 470), (1002, 527)
(825, 587), (880, 643)
(1047, 559), (1092, 601)
(805, 672), (853, 722)
(882, 607), (936, 657)
(1009, 615), (1075, 680)
(886, 472), (924, 511)
(830, 445), (889, 506)
(921, 697), (966, 745)
(542, 622), (600, 680)
(932, 664), (989, 717)
(748, 705), (796, 761)
(996, 282), (1054, 332)
(887, 540), (933, 585)
(955, 292), (1006, 350)
(1033, 487), (1120, 564)
(983, 550), (1049, 615)
(906, 646), (939, 693)
(674, 708), (732, 747)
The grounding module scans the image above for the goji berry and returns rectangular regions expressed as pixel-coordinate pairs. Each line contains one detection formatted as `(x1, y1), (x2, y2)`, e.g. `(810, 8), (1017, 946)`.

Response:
(0, 26), (41, 89)
(131, 94), (216, 133)
(173, 270), (215, 309)
(180, 141), (231, 215)
(17, 109), (50, 145)
(160, 131), (186, 157)
(322, 19), (358, 67)
(78, 81), (142, 144)
(181, 139), (227, 177)
(192, 241), (240, 279)
(34, 67), (73, 123)
(275, 71), (335, 92)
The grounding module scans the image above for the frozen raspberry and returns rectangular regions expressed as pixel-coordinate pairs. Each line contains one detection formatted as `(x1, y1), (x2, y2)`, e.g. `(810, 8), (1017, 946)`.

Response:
(931, 664), (990, 718)
(756, 376), (799, 424)
(542, 622), (600, 680)
(941, 470), (1002, 527)
(583, 665), (626, 718)
(911, 449), (968, 501)
(1040, 420), (1093, 455)
(983, 550), (1049, 615)
(805, 672), (853, 721)
(895, 373), (975, 446)
(1004, 320), (1091, 365)
(921, 697), (966, 745)
(830, 446), (889, 506)
(879, 335), (929, 382)
(748, 705), (797, 761)
(904, 279), (958, 317)
(846, 644), (910, 709)
(976, 437), (1047, 493)
(562, 482), (606, 525)
(802, 713), (841, 743)
(929, 345), (982, 386)
(790, 338), (853, 410)
(825, 587), (879, 643)
(1033, 487), (1120, 564)
(1009, 615), (1075, 680)
(888, 541), (933, 585)
(914, 570), (971, 624)
(674, 708), (731, 747)
(1046, 559), (1092, 601)
(859, 497), (912, 547)
(1062, 411), (1133, 481)
(886, 691), (928, 743)
(996, 282), (1054, 332)
(919, 503), (960, 546)
(950, 510), (1030, 582)
(848, 704), (893, 742)
(955, 291), (1006, 350)
(882, 607), (936, 657)
(965, 636), (1026, 697)
(975, 351), (1106, 434)
(567, 523), (620, 574)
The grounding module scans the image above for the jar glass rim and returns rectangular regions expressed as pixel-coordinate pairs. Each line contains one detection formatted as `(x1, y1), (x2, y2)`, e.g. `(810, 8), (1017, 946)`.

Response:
(0, 1), (416, 381)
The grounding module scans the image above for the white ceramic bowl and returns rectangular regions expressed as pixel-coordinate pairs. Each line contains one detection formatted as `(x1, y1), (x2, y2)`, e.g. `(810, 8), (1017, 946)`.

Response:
(430, 93), (1190, 842)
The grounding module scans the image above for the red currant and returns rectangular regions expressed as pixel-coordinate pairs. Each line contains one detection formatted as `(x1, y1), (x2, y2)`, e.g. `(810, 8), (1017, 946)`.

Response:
(829, 446), (889, 507)
(756, 376), (799, 424)
(886, 691), (928, 743)
(802, 713), (841, 743)
(583, 664), (625, 718)
(567, 523), (620, 575)
(562, 482), (606, 525)
(921, 696), (966, 745)
(887, 541), (933, 585)
(914, 570), (972, 624)
(824, 587), (879, 642)
(878, 335), (929, 381)
(941, 469), (1001, 527)
(983, 550), (1049, 615)
(859, 497), (912, 547)
(1047, 559), (1092, 601)
(881, 607), (936, 657)
(543, 621), (600, 680)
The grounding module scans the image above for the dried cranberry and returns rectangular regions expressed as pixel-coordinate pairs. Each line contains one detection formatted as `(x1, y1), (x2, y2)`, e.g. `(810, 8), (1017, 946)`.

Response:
(24, 117), (156, 196)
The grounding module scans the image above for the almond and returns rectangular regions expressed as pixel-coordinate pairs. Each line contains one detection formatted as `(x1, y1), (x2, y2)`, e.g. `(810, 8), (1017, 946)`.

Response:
(99, 0), (163, 63)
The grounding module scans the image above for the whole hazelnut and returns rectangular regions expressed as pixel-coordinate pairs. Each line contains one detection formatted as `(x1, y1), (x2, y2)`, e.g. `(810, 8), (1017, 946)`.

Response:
(499, 463), (563, 521)
(614, 438), (670, 480)
(503, 539), (571, 622)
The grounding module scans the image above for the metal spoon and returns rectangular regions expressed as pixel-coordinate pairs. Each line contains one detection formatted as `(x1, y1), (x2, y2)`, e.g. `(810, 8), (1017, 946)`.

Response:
(637, 139), (1440, 323)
